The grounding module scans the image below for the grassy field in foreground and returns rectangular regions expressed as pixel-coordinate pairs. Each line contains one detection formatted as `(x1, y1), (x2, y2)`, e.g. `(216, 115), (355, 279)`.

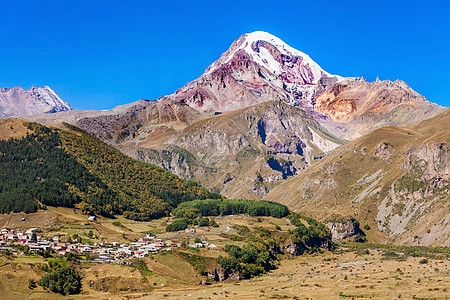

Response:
(2, 247), (449, 299)
(137, 250), (449, 300)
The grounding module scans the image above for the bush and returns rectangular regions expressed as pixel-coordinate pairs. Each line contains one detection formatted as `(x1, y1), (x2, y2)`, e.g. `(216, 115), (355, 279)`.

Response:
(38, 266), (81, 295)
(199, 217), (210, 227)
(419, 258), (428, 264)
(363, 224), (371, 230)
(28, 279), (37, 289)
(218, 244), (272, 279)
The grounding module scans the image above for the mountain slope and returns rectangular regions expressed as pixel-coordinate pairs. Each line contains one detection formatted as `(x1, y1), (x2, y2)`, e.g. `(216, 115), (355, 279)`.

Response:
(0, 119), (216, 220)
(0, 86), (72, 117)
(264, 109), (450, 246)
(76, 99), (206, 148)
(115, 100), (345, 199)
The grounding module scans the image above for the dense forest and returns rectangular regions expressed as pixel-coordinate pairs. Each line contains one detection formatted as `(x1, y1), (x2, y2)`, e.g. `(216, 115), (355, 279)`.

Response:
(0, 122), (219, 220)
(173, 198), (289, 219)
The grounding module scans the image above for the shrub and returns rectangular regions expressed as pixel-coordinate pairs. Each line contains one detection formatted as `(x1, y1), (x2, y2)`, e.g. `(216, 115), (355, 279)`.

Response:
(363, 224), (371, 230)
(134, 259), (149, 274)
(199, 217), (210, 227)
(28, 279), (37, 289)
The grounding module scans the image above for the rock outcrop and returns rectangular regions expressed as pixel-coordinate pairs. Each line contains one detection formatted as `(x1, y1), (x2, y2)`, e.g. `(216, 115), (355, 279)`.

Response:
(282, 237), (306, 256)
(376, 142), (449, 245)
(207, 268), (239, 281)
(325, 219), (364, 242)
(373, 142), (395, 161)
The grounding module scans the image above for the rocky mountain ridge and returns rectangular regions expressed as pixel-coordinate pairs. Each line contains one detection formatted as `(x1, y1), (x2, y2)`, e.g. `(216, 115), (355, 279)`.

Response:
(161, 31), (444, 140)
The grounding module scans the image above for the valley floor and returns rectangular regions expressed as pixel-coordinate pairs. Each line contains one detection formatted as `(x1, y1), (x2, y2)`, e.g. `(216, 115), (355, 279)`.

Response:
(131, 250), (449, 300)
(0, 209), (448, 299)
(2, 249), (449, 299)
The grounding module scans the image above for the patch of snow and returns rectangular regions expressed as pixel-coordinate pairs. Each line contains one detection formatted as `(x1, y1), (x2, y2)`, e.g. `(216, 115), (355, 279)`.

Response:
(30, 86), (72, 111)
(213, 31), (343, 84)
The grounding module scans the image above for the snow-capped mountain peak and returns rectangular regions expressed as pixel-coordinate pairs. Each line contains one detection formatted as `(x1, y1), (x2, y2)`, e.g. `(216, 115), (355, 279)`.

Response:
(232, 31), (328, 79)
(206, 31), (342, 85)
(166, 31), (343, 114)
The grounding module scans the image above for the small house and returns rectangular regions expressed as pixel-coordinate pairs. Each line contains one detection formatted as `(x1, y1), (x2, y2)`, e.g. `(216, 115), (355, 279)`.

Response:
(207, 244), (218, 249)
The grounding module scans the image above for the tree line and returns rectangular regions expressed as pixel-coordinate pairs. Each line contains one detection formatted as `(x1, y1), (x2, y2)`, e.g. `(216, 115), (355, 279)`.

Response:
(173, 198), (289, 219)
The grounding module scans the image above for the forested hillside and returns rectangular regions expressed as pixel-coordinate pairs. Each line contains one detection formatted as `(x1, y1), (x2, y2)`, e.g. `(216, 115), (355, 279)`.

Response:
(0, 120), (218, 220)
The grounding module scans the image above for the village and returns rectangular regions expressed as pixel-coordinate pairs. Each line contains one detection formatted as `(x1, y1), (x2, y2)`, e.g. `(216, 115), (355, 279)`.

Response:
(0, 224), (218, 263)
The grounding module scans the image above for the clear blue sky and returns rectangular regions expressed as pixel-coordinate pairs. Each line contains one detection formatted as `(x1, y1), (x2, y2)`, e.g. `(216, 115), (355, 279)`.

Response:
(1, 0), (449, 110)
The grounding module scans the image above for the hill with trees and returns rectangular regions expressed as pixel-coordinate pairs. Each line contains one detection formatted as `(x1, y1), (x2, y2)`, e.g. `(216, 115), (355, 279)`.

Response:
(0, 119), (218, 220)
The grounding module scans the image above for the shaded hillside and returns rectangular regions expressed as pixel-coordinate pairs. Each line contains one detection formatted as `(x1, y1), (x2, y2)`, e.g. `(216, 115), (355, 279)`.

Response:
(265, 109), (450, 246)
(0, 119), (217, 220)
(117, 101), (345, 200)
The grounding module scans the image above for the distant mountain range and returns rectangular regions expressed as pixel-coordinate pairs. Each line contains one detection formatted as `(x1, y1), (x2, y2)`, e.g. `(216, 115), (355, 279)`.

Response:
(162, 31), (343, 115)
(7, 31), (444, 139)
(0, 86), (71, 118)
